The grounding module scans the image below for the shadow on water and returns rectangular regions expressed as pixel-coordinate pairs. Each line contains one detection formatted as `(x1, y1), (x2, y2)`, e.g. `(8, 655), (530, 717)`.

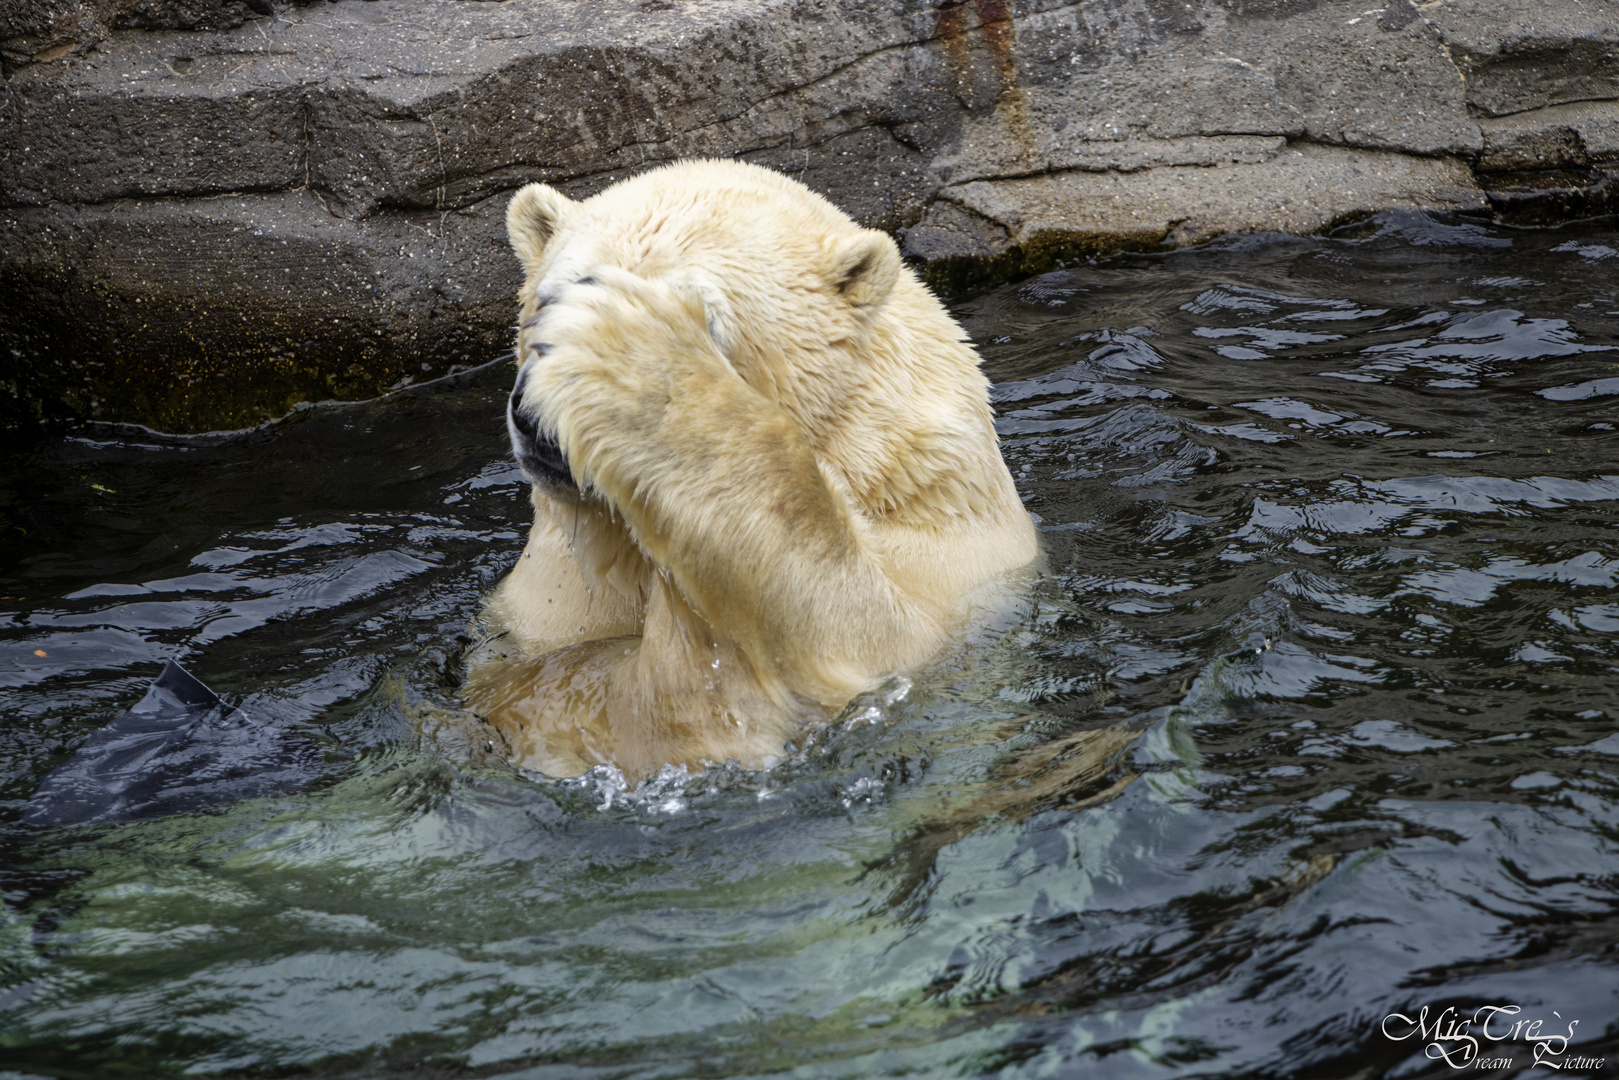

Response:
(1, 211), (1618, 1078)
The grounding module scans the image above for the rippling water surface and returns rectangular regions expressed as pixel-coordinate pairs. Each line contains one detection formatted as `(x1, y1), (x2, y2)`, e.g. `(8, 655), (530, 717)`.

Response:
(2, 212), (1617, 1078)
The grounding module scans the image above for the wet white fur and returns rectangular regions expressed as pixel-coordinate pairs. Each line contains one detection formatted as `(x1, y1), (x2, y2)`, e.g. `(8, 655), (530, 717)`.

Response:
(467, 160), (1039, 779)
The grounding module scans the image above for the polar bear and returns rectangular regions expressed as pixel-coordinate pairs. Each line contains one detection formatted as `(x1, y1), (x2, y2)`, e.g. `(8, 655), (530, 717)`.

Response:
(464, 160), (1038, 780)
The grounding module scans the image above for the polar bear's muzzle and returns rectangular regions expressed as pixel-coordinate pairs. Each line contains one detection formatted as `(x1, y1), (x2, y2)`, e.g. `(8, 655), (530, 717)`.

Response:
(507, 359), (573, 490)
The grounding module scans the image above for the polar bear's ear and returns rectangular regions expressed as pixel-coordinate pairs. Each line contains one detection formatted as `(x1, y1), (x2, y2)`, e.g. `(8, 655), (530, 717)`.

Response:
(507, 183), (575, 271)
(826, 229), (901, 310)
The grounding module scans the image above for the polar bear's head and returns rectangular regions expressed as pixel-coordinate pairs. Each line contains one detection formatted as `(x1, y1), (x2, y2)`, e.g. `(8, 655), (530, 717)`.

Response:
(503, 161), (919, 485)
(502, 159), (1001, 528)
(505, 159), (902, 376)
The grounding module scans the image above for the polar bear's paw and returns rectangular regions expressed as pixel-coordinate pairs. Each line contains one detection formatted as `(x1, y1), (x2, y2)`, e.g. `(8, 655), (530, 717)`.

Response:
(508, 270), (725, 496)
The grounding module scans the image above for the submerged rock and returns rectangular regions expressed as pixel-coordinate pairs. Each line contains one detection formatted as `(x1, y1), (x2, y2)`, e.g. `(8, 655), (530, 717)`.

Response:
(22, 660), (321, 827)
(1, 0), (1615, 432)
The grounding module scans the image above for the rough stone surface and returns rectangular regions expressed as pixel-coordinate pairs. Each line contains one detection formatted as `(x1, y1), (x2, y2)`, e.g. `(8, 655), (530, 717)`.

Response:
(911, 144), (1486, 274)
(2, 0), (271, 72)
(1430, 0), (1619, 117)
(1478, 100), (1619, 171)
(2, 191), (507, 431)
(2, 0), (1617, 432)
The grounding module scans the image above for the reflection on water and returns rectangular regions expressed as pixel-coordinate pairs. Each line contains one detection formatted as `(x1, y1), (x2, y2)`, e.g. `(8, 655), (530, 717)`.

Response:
(2, 212), (1617, 1078)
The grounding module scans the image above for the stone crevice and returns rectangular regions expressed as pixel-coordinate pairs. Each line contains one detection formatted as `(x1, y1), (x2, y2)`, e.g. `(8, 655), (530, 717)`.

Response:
(1474, 96), (1619, 123)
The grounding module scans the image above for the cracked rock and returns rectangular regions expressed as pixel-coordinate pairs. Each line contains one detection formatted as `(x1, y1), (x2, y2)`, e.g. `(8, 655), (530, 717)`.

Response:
(912, 144), (1486, 276)
(1478, 100), (1619, 172)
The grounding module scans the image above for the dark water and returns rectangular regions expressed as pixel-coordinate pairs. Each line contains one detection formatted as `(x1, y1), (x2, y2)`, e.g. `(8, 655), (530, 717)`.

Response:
(2, 212), (1617, 1079)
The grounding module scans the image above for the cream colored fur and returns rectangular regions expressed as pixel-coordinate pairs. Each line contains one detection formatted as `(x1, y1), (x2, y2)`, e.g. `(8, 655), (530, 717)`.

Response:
(465, 159), (1039, 779)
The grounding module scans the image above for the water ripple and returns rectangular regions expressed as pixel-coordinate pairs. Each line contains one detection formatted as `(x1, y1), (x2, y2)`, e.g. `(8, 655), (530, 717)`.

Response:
(2, 212), (1618, 1078)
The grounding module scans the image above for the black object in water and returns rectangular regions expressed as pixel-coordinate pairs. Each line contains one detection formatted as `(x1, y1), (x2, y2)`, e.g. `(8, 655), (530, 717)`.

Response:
(22, 661), (321, 827)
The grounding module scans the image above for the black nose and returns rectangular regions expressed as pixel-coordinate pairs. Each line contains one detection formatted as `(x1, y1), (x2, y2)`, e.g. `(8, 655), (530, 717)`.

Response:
(506, 362), (574, 489)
